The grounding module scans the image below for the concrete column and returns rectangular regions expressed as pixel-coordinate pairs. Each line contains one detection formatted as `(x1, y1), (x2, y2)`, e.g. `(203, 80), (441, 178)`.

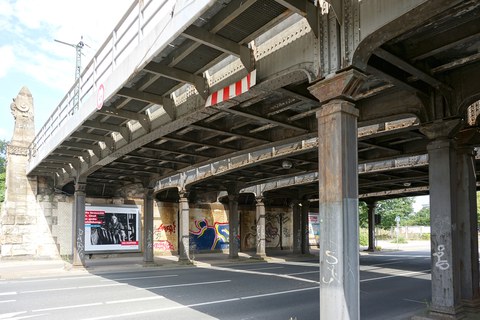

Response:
(178, 190), (190, 261)
(316, 99), (360, 320)
(366, 201), (377, 252)
(72, 180), (86, 267)
(301, 200), (310, 254)
(292, 200), (302, 254)
(255, 196), (266, 257)
(456, 146), (480, 308)
(143, 188), (154, 263)
(427, 138), (463, 316)
(228, 194), (239, 259)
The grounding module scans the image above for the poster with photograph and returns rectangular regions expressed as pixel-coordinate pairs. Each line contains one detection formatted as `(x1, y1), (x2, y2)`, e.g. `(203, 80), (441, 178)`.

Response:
(84, 205), (140, 252)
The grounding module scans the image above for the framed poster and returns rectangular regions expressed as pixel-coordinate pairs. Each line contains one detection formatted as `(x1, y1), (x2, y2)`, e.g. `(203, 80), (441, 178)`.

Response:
(84, 205), (140, 252)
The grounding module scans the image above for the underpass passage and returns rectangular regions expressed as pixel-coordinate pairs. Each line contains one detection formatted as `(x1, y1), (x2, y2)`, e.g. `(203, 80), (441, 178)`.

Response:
(18, 0), (480, 319)
(0, 252), (431, 320)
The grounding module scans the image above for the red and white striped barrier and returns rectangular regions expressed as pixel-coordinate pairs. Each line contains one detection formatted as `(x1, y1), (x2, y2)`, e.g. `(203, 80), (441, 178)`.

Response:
(205, 69), (257, 107)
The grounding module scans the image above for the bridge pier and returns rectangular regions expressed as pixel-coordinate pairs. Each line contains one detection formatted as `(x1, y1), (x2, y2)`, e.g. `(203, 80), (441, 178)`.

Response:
(178, 190), (190, 261)
(301, 200), (310, 255)
(143, 188), (154, 263)
(310, 69), (365, 320)
(456, 147), (480, 310)
(72, 180), (86, 267)
(227, 193), (240, 259)
(255, 196), (266, 257)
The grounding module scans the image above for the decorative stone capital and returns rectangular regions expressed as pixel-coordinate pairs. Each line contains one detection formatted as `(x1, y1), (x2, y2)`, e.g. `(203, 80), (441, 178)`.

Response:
(420, 118), (462, 140)
(308, 69), (367, 103)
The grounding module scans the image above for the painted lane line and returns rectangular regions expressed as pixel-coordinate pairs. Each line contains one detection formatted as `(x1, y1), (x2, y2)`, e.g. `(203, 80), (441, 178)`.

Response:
(0, 300), (16, 303)
(100, 274), (178, 282)
(403, 298), (427, 305)
(198, 265), (319, 284)
(0, 292), (17, 296)
(287, 271), (319, 276)
(82, 286), (318, 320)
(0, 311), (27, 319)
(105, 296), (165, 304)
(140, 279), (231, 290)
(33, 302), (103, 312)
(21, 283), (127, 294)
(360, 269), (431, 282)
(243, 266), (284, 271)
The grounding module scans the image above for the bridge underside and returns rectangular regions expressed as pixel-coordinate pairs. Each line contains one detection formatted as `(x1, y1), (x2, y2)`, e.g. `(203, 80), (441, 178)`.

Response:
(27, 0), (480, 319)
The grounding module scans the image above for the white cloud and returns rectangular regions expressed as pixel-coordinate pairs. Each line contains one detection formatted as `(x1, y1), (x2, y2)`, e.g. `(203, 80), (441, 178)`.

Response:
(0, 45), (15, 78)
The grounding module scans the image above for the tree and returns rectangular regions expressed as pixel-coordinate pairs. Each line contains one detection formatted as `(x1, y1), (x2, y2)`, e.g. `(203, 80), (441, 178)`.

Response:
(407, 207), (430, 226)
(0, 139), (6, 203)
(358, 201), (368, 228)
(375, 197), (414, 229)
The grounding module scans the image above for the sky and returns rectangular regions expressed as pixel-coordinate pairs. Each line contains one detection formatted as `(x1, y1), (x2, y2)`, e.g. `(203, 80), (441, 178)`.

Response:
(0, 0), (133, 141)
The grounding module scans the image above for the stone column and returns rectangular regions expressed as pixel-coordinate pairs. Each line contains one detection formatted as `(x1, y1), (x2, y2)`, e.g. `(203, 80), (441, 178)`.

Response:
(309, 69), (365, 320)
(366, 201), (377, 252)
(143, 188), (154, 263)
(456, 146), (480, 309)
(427, 138), (462, 316)
(72, 180), (86, 267)
(255, 196), (266, 257)
(292, 200), (302, 254)
(178, 190), (190, 261)
(301, 200), (310, 254)
(315, 99), (360, 320)
(228, 194), (239, 259)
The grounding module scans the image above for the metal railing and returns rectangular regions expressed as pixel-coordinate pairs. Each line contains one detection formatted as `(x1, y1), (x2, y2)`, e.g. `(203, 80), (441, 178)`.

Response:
(29, 0), (174, 159)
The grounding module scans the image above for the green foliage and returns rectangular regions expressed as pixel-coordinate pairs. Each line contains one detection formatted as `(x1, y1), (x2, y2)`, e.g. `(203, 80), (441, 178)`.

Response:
(375, 197), (414, 229)
(359, 228), (368, 246)
(406, 207), (430, 226)
(358, 201), (368, 228)
(358, 197), (415, 229)
(391, 236), (408, 244)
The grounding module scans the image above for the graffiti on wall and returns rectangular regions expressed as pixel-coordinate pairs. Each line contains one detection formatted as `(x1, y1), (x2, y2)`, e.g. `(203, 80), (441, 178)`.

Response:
(265, 212), (291, 248)
(189, 219), (229, 251)
(154, 220), (177, 252)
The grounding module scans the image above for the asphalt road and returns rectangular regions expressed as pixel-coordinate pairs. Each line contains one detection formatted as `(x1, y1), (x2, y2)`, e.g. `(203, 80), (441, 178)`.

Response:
(0, 250), (431, 320)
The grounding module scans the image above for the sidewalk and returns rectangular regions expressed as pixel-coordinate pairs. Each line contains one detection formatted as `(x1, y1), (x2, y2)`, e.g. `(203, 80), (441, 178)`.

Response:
(0, 241), (431, 280)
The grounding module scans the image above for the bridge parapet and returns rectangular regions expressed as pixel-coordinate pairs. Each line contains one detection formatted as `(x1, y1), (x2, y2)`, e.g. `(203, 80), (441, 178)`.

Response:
(28, 0), (215, 174)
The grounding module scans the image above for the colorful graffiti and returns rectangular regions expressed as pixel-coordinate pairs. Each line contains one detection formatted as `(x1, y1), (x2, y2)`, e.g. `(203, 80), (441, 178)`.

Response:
(189, 219), (229, 251)
(154, 240), (175, 251)
(156, 222), (176, 235)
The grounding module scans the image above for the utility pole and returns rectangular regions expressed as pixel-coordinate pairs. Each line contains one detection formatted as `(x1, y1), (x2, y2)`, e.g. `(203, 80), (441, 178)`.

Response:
(54, 37), (86, 112)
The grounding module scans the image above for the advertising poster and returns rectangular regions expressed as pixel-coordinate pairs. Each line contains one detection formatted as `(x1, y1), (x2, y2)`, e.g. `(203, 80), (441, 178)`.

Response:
(85, 205), (140, 252)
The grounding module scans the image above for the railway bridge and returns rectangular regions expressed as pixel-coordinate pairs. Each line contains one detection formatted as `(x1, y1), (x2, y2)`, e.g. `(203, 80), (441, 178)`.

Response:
(4, 0), (480, 318)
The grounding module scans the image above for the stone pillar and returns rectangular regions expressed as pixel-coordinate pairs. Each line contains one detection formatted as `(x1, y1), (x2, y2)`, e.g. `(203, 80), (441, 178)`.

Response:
(143, 188), (154, 263)
(316, 100), (360, 319)
(301, 200), (310, 254)
(366, 201), (377, 252)
(178, 190), (190, 261)
(228, 194), (239, 258)
(427, 138), (463, 316)
(255, 196), (266, 257)
(309, 70), (365, 320)
(292, 200), (302, 254)
(72, 180), (86, 267)
(456, 146), (480, 308)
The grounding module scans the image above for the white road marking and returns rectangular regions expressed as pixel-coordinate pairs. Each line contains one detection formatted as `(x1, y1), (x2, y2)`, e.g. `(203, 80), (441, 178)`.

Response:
(21, 283), (127, 294)
(286, 271), (318, 276)
(140, 279), (231, 290)
(100, 274), (178, 282)
(403, 298), (427, 305)
(0, 311), (26, 319)
(0, 292), (17, 296)
(360, 269), (431, 282)
(0, 300), (16, 303)
(199, 265), (319, 284)
(82, 286), (319, 320)
(33, 302), (102, 312)
(242, 266), (284, 271)
(105, 296), (165, 304)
